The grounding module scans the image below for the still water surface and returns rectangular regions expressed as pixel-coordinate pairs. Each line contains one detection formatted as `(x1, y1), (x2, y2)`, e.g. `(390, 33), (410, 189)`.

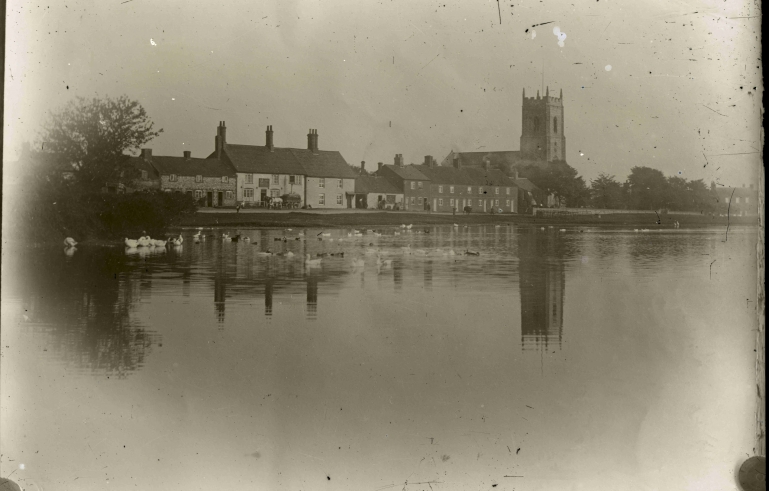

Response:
(1, 225), (758, 490)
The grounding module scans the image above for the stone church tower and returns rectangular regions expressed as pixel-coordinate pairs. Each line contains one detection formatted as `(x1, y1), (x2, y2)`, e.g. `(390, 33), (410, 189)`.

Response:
(519, 86), (566, 162)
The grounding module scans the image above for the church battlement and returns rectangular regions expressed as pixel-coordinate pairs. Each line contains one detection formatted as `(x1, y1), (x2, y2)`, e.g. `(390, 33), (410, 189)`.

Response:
(522, 87), (563, 104)
(520, 86), (566, 162)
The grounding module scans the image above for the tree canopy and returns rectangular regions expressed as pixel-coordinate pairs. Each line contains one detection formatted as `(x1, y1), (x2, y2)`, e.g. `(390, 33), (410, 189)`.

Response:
(39, 95), (162, 191)
(517, 160), (590, 208)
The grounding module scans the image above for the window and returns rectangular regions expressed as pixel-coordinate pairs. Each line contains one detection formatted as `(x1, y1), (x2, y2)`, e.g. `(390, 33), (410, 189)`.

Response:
(418, 181), (423, 189)
(410, 197), (415, 205)
(506, 200), (510, 206)
(478, 199), (483, 206)
(270, 189), (279, 198)
(478, 187), (483, 194)
(495, 199), (499, 206)
(289, 175), (296, 184)
(245, 174), (254, 184)
(725, 197), (730, 204)
(194, 190), (203, 198)
(506, 187), (510, 195)
(319, 193), (325, 205)
(336, 194), (343, 205)
(140, 170), (148, 179)
(225, 191), (234, 200)
(467, 186), (472, 193)
(736, 197), (741, 204)
(450, 186), (455, 194)
(410, 182), (416, 190)
(745, 197), (750, 204)
(221, 176), (229, 184)
(169, 174), (178, 182)
(338, 179), (343, 188)
(495, 187), (499, 195)
(243, 188), (254, 200)
(553, 116), (558, 133)
(319, 178), (325, 188)
(439, 199), (443, 206)
(195, 175), (203, 183)
(272, 174), (279, 185)
(438, 185), (444, 193)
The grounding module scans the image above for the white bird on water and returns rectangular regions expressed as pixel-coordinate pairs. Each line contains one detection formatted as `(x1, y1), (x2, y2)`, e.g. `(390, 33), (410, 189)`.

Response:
(305, 254), (322, 266)
(63, 237), (77, 247)
(125, 238), (138, 248)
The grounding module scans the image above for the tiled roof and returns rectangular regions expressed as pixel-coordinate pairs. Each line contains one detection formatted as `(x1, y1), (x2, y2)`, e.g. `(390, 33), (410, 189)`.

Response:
(378, 164), (430, 181)
(149, 156), (235, 178)
(288, 149), (358, 178)
(354, 175), (402, 195)
(212, 144), (356, 179)
(461, 167), (515, 187)
(442, 150), (523, 169)
(411, 165), (515, 188)
(512, 177), (539, 192)
(221, 144), (306, 175)
(126, 157), (160, 176)
(410, 165), (468, 185)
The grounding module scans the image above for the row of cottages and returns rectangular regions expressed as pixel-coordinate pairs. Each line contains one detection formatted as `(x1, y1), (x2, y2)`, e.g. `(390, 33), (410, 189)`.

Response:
(712, 182), (759, 216)
(373, 154), (530, 213)
(126, 149), (238, 206)
(208, 122), (357, 208)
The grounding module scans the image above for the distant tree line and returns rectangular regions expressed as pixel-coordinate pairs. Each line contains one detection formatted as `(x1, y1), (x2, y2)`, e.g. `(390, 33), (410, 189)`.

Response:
(513, 161), (716, 212)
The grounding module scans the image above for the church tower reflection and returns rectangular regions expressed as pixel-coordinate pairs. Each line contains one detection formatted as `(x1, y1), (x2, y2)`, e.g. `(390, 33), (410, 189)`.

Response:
(306, 276), (318, 319)
(265, 278), (274, 317)
(518, 229), (565, 351)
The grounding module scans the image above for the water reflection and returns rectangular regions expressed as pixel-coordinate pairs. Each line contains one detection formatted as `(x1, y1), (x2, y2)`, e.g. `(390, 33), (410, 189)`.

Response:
(518, 229), (566, 351)
(4, 246), (161, 377)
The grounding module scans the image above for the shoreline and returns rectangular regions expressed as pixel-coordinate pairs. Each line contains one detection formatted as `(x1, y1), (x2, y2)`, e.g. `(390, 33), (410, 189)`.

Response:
(177, 210), (757, 230)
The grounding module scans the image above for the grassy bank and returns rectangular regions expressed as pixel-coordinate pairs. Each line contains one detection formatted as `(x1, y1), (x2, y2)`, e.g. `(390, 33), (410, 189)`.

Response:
(177, 210), (757, 229)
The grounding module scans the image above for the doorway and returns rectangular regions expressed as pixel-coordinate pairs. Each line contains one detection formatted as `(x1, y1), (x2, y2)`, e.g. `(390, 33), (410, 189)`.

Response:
(260, 189), (267, 205)
(206, 191), (213, 207)
(217, 191), (223, 207)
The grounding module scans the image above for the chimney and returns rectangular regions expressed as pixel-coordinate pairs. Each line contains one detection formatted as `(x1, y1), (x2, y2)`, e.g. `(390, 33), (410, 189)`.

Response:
(536, 90), (540, 99)
(141, 148), (153, 161)
(360, 161), (366, 173)
(424, 155), (434, 167)
(215, 121), (227, 159)
(308, 129), (319, 153)
(546, 86), (549, 97)
(522, 87), (525, 100)
(394, 154), (404, 167)
(377, 162), (383, 172)
(452, 156), (460, 169)
(514, 169), (519, 179)
(183, 150), (191, 160)
(560, 88), (563, 99)
(266, 125), (274, 151)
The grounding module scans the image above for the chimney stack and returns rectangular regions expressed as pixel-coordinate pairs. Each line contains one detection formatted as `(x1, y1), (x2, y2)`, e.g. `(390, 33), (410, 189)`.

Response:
(514, 169), (519, 179)
(424, 155), (433, 167)
(452, 156), (460, 169)
(266, 125), (274, 151)
(215, 121), (227, 159)
(360, 161), (366, 173)
(377, 162), (383, 172)
(183, 150), (191, 160)
(394, 154), (404, 167)
(141, 148), (153, 161)
(307, 129), (319, 153)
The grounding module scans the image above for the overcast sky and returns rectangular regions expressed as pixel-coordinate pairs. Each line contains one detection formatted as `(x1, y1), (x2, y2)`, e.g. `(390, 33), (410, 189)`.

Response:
(4, 0), (762, 187)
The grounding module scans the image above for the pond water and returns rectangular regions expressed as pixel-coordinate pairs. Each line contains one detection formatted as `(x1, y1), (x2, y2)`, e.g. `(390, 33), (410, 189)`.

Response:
(0, 225), (759, 491)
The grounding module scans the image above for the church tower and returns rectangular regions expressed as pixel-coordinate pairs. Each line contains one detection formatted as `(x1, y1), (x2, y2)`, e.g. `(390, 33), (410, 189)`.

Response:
(520, 86), (566, 162)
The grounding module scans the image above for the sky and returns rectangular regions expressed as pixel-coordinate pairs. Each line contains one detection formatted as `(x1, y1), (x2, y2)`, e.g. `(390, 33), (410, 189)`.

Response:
(3, 0), (763, 187)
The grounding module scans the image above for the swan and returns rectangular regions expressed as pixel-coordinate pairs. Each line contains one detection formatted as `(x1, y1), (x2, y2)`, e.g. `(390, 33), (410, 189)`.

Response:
(394, 231), (400, 236)
(298, 231), (304, 236)
(63, 237), (77, 247)
(347, 233), (353, 237)
(222, 232), (230, 239)
(169, 236), (183, 246)
(284, 251), (294, 257)
(634, 229), (639, 232)
(154, 239), (167, 247)
(401, 224), (406, 228)
(406, 224), (413, 229)
(495, 225), (501, 228)
(453, 223), (459, 227)
(256, 250), (273, 256)
(137, 236), (151, 247)
(322, 233), (331, 237)
(376, 255), (392, 268)
(351, 258), (365, 268)
(541, 227), (545, 230)
(243, 236), (251, 242)
(176, 234), (183, 244)
(559, 229), (566, 232)
(193, 228), (203, 238)
(125, 238), (138, 248)
(305, 254), (322, 266)
(448, 249), (456, 256)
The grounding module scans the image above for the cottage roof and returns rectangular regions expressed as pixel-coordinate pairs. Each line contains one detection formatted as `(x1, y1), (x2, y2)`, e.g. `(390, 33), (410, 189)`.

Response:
(126, 156), (160, 176)
(149, 156), (235, 178)
(288, 149), (358, 179)
(354, 175), (402, 195)
(378, 164), (430, 181)
(220, 144), (306, 176)
(442, 150), (523, 169)
(512, 177), (539, 193)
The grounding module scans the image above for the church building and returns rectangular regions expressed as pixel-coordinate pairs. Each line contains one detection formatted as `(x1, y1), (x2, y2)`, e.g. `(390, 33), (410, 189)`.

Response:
(440, 86), (566, 172)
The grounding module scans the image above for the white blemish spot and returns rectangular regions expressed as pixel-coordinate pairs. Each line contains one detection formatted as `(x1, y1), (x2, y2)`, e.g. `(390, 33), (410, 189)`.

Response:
(19, 463), (25, 470)
(150, 39), (157, 46)
(605, 65), (612, 71)
(531, 30), (536, 39)
(579, 152), (584, 156)
(553, 26), (566, 47)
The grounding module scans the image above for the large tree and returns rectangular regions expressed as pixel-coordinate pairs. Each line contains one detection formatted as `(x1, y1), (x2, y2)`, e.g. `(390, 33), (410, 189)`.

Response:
(590, 173), (625, 209)
(518, 160), (589, 207)
(39, 95), (162, 191)
(626, 166), (669, 210)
